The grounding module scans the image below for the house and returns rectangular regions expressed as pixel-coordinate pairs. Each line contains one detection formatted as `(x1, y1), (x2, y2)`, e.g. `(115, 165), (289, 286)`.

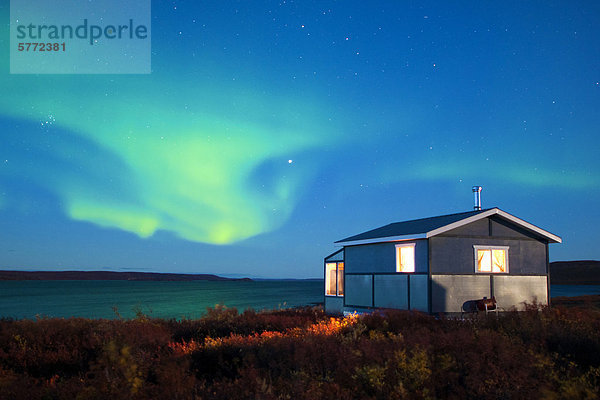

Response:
(324, 203), (561, 315)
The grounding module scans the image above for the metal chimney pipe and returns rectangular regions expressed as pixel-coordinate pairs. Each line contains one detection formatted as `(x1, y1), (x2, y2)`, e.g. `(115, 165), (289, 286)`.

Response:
(472, 186), (482, 210)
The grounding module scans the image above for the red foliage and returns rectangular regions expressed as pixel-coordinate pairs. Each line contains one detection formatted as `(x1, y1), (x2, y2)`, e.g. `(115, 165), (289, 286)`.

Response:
(0, 304), (599, 399)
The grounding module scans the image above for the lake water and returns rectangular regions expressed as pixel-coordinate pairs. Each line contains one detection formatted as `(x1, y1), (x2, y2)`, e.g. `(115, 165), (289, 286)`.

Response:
(550, 284), (600, 298)
(0, 280), (598, 320)
(0, 280), (323, 320)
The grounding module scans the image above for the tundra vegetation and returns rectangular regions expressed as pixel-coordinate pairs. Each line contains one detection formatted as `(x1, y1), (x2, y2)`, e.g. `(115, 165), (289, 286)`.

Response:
(0, 297), (599, 399)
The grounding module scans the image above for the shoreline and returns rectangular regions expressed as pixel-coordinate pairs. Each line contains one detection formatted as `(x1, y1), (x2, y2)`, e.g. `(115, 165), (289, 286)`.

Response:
(0, 270), (252, 282)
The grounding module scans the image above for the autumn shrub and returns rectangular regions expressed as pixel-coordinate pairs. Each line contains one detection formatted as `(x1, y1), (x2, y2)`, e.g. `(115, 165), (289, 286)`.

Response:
(0, 304), (599, 399)
(477, 305), (600, 369)
(162, 305), (325, 343)
(0, 317), (102, 378)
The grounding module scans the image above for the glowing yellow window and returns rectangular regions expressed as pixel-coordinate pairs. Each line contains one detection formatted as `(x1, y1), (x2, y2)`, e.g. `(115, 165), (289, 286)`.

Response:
(395, 244), (415, 273)
(325, 262), (344, 296)
(475, 246), (508, 273)
(337, 263), (344, 296)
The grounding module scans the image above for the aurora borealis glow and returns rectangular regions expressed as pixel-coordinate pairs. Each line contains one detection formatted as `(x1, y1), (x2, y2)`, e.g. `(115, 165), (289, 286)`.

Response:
(1, 1), (599, 277)
(0, 76), (331, 244)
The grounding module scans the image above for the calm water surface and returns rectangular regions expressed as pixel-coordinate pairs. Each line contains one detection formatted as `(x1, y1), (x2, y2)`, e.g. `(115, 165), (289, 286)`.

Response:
(0, 281), (598, 320)
(0, 280), (323, 320)
(550, 284), (600, 298)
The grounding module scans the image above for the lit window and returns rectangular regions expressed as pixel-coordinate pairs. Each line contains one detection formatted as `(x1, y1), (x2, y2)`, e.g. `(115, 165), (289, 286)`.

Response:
(395, 244), (415, 273)
(325, 262), (344, 296)
(337, 263), (344, 296)
(474, 246), (508, 273)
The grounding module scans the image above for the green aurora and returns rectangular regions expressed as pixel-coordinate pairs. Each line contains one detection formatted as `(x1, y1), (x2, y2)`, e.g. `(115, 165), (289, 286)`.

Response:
(0, 72), (337, 243)
(1, 1), (599, 274)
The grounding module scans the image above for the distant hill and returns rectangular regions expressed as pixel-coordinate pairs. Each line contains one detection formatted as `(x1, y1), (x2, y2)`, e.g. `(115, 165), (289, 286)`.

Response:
(0, 270), (251, 282)
(550, 260), (600, 285)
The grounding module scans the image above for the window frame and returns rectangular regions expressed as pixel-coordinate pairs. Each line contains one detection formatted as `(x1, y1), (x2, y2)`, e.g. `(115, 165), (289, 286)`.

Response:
(395, 243), (416, 273)
(325, 261), (344, 297)
(473, 245), (509, 274)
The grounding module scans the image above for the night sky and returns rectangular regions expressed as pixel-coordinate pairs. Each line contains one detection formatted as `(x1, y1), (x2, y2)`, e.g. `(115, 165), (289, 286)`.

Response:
(1, 1), (598, 278)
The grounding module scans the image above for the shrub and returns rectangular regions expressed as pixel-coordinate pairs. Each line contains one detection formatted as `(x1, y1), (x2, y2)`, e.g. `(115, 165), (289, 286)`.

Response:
(0, 305), (599, 399)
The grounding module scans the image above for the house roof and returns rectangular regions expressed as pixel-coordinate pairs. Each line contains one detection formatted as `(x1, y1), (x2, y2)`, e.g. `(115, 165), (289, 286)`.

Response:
(335, 207), (562, 246)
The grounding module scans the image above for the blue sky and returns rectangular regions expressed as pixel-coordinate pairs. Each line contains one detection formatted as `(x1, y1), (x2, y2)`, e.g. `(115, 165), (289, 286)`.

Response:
(1, 1), (599, 278)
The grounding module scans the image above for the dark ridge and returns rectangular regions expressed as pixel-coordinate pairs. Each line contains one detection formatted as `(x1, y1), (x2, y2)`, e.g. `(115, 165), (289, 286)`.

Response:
(0, 270), (252, 282)
(550, 260), (600, 285)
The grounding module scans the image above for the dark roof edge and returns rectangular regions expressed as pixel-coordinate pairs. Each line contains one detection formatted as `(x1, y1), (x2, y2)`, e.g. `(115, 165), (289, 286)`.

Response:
(335, 208), (562, 245)
(335, 208), (492, 244)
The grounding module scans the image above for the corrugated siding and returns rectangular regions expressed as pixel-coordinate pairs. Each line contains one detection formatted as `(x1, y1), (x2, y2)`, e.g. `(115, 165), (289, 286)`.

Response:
(431, 274), (548, 313)
(490, 216), (539, 239)
(493, 275), (548, 310)
(431, 275), (491, 313)
(409, 275), (429, 312)
(442, 217), (489, 236)
(324, 296), (344, 314)
(325, 249), (344, 262)
(345, 274), (373, 307)
(344, 240), (428, 274)
(430, 236), (547, 274)
(373, 275), (408, 309)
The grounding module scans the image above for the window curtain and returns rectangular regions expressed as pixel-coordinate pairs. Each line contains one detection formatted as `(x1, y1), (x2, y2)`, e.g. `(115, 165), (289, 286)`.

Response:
(492, 249), (506, 272)
(326, 263), (337, 295)
(477, 249), (491, 272)
(337, 263), (344, 295)
(399, 247), (415, 272)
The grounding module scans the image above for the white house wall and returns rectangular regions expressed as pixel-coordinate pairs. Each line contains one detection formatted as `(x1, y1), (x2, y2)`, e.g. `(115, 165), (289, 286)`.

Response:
(431, 274), (548, 313)
(431, 275), (491, 313)
(492, 275), (548, 310)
